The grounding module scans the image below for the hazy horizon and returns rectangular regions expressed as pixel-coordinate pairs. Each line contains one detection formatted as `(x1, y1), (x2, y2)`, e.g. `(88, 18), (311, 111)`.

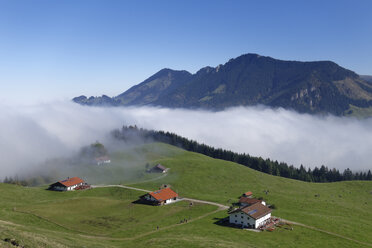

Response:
(1, 101), (371, 179)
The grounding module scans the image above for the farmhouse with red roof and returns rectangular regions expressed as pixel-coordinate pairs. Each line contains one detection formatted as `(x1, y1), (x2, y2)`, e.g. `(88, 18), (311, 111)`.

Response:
(242, 191), (253, 198)
(142, 188), (179, 205)
(48, 177), (85, 191)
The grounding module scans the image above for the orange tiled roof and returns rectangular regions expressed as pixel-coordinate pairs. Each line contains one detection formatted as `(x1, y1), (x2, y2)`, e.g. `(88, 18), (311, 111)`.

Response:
(59, 177), (84, 187)
(149, 188), (178, 202)
(244, 191), (253, 196)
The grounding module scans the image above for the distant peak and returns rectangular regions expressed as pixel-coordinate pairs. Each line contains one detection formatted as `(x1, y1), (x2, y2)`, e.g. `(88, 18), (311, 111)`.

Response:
(196, 66), (215, 75)
(153, 68), (192, 77)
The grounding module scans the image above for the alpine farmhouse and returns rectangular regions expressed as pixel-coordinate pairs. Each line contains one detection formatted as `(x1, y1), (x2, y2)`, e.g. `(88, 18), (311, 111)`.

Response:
(142, 188), (178, 205)
(94, 156), (111, 165)
(146, 164), (168, 173)
(229, 202), (272, 229)
(48, 177), (85, 191)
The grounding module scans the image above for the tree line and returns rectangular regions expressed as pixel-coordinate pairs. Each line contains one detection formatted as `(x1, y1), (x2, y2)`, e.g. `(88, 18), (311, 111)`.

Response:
(112, 125), (372, 183)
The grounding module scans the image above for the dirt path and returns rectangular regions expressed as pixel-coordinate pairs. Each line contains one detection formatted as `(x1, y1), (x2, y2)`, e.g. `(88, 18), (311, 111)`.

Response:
(182, 197), (229, 210)
(130, 171), (169, 184)
(92, 184), (229, 210)
(0, 219), (21, 227)
(92, 184), (151, 193)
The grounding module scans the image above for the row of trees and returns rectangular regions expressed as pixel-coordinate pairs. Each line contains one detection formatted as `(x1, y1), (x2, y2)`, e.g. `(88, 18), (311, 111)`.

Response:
(3, 175), (53, 186)
(112, 125), (372, 183)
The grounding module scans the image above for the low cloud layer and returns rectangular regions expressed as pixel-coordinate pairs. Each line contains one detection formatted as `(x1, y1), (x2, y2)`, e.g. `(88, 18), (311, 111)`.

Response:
(1, 102), (371, 178)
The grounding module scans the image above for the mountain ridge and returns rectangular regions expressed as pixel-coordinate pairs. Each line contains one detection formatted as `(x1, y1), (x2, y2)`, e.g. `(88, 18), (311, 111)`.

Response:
(73, 53), (372, 115)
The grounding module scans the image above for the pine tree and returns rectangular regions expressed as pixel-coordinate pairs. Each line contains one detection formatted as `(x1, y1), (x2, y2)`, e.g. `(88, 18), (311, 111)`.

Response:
(367, 170), (372, 180)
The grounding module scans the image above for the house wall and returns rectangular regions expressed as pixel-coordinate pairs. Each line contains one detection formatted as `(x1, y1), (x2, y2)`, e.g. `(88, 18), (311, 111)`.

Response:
(144, 195), (177, 205)
(229, 212), (256, 228)
(97, 160), (111, 166)
(52, 186), (67, 191)
(66, 183), (83, 191)
(254, 213), (271, 228)
(144, 194), (157, 202)
(163, 197), (177, 205)
(229, 212), (271, 229)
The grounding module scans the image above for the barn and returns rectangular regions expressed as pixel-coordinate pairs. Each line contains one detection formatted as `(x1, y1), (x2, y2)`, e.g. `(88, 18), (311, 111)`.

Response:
(242, 191), (253, 198)
(238, 197), (266, 207)
(146, 164), (168, 173)
(229, 202), (272, 229)
(94, 156), (111, 165)
(142, 188), (178, 205)
(48, 177), (85, 191)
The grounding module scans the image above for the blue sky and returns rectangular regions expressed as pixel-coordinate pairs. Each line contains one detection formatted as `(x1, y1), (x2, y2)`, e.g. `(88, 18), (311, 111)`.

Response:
(0, 0), (371, 104)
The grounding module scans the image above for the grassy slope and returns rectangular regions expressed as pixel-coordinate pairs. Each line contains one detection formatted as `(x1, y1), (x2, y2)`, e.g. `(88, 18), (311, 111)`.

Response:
(345, 104), (372, 118)
(0, 142), (371, 247)
(132, 143), (372, 244)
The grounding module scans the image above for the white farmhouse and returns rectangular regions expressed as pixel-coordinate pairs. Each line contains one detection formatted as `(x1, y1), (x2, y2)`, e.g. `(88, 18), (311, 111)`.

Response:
(142, 188), (179, 205)
(95, 156), (111, 166)
(48, 177), (85, 191)
(229, 202), (272, 229)
(146, 164), (168, 173)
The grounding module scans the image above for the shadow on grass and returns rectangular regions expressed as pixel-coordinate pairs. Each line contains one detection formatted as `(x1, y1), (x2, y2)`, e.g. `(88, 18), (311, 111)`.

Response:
(131, 198), (158, 206)
(213, 217), (235, 228)
(213, 217), (259, 231)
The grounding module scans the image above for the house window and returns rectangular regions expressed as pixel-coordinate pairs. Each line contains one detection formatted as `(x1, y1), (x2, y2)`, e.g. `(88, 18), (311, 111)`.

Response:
(235, 215), (237, 217)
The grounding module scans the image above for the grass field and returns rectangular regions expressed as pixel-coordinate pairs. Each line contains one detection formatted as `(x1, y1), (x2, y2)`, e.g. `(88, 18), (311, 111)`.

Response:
(344, 104), (372, 118)
(0, 142), (371, 247)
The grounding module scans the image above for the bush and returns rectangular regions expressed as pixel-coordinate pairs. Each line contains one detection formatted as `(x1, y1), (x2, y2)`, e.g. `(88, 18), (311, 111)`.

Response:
(269, 204), (277, 209)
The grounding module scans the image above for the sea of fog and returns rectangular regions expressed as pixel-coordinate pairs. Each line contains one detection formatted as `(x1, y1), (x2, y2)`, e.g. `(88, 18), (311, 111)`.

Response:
(1, 101), (371, 177)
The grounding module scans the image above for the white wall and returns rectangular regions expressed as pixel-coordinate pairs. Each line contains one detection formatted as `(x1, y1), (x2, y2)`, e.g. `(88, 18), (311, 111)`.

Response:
(229, 212), (256, 228)
(254, 213), (271, 228)
(229, 212), (271, 228)
(66, 183), (83, 191)
(144, 195), (177, 205)
(164, 197), (177, 205)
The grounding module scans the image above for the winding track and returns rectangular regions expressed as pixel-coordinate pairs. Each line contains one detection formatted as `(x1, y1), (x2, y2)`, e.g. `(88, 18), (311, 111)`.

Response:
(92, 184), (229, 210)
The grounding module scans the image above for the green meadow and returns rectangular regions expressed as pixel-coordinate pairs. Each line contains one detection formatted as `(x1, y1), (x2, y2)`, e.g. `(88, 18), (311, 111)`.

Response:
(0, 143), (371, 247)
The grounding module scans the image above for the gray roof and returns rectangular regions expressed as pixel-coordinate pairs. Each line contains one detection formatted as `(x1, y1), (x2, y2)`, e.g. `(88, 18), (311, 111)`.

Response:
(155, 164), (167, 171)
(231, 202), (271, 220)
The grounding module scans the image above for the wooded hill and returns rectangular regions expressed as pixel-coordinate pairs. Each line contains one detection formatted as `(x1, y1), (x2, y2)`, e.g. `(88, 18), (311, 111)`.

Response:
(112, 126), (372, 183)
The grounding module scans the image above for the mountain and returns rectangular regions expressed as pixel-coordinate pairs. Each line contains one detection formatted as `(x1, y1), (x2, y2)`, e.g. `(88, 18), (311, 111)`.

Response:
(361, 75), (372, 84)
(115, 68), (192, 106)
(73, 54), (372, 115)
